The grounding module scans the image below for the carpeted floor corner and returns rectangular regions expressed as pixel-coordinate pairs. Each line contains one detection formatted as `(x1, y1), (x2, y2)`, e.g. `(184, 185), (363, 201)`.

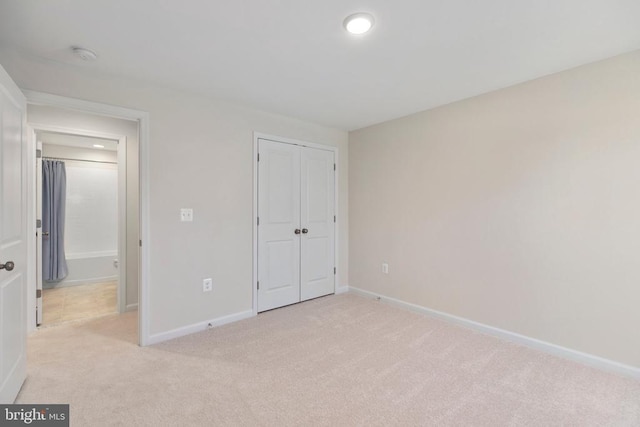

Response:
(17, 293), (640, 426)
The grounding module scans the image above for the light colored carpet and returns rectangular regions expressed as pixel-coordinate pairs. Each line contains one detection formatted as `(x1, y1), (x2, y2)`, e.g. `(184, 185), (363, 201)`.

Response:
(17, 293), (640, 426)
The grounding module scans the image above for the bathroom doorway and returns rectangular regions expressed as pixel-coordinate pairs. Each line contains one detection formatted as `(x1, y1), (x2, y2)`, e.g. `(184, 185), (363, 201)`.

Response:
(37, 131), (121, 326)
(29, 103), (140, 331)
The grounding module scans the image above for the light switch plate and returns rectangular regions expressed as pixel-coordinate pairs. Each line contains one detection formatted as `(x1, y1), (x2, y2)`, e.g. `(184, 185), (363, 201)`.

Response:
(180, 208), (193, 222)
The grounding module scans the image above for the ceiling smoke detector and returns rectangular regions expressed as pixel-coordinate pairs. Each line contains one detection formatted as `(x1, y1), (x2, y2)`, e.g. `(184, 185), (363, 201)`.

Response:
(72, 47), (98, 61)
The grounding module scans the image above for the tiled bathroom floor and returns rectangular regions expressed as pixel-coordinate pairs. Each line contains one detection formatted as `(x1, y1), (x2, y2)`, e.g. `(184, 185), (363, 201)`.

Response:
(41, 281), (117, 326)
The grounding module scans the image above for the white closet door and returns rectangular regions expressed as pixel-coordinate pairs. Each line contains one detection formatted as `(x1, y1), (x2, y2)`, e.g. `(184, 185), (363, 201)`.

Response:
(300, 146), (335, 301)
(257, 139), (301, 312)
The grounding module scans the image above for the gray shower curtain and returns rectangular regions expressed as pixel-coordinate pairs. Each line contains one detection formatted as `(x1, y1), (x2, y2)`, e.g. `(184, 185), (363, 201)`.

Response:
(42, 160), (68, 281)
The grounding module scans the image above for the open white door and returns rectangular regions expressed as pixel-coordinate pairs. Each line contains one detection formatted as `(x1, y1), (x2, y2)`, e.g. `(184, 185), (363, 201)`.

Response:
(0, 65), (27, 403)
(36, 140), (42, 325)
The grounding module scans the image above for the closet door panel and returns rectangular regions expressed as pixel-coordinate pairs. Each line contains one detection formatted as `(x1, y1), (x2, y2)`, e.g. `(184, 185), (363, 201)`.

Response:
(300, 147), (335, 301)
(257, 140), (301, 312)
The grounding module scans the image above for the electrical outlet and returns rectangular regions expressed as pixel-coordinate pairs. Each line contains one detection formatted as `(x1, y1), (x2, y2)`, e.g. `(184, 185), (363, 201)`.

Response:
(180, 208), (194, 222)
(203, 278), (213, 292)
(382, 263), (389, 274)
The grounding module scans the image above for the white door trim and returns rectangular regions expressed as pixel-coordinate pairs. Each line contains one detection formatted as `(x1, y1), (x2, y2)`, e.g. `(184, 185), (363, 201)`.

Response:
(23, 90), (151, 346)
(252, 132), (339, 315)
(28, 124), (128, 324)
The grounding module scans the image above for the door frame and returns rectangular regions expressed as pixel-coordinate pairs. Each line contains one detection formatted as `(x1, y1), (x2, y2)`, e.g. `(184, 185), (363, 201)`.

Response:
(252, 132), (339, 315)
(29, 124), (128, 323)
(24, 90), (152, 346)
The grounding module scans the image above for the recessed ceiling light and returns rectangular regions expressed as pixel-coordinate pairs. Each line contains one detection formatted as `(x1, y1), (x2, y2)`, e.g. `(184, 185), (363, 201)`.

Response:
(93, 144), (104, 148)
(72, 47), (98, 61)
(344, 13), (375, 35)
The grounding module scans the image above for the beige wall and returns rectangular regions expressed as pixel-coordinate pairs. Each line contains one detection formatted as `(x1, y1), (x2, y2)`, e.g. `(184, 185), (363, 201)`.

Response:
(349, 51), (640, 367)
(0, 49), (348, 337)
(141, 93), (348, 335)
(30, 105), (140, 308)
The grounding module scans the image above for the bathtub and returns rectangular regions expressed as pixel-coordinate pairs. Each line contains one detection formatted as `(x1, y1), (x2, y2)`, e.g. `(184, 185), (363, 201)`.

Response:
(44, 251), (118, 288)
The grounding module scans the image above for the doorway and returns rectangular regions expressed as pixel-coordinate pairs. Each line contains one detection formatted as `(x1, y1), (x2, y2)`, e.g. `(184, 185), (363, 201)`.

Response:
(254, 135), (337, 312)
(36, 131), (122, 326)
(25, 99), (146, 343)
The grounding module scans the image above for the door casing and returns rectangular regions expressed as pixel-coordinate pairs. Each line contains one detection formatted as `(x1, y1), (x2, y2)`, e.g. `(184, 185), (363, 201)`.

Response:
(23, 90), (152, 346)
(252, 132), (339, 315)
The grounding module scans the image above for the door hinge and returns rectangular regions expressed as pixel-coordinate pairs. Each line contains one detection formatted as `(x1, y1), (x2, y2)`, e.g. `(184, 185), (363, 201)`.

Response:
(139, 240), (142, 247)
(334, 215), (336, 223)
(36, 289), (42, 298)
(257, 217), (260, 226)
(334, 163), (336, 171)
(257, 153), (260, 162)
(36, 149), (42, 159)
(257, 281), (260, 290)
(334, 267), (336, 275)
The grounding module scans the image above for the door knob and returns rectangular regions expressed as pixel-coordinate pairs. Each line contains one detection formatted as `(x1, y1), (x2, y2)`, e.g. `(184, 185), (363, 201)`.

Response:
(302, 228), (308, 234)
(294, 229), (301, 235)
(0, 261), (15, 271)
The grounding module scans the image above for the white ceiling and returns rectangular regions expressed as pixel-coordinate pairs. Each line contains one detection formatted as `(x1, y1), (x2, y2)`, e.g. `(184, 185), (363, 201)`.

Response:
(1, 1), (639, 130)
(37, 132), (117, 151)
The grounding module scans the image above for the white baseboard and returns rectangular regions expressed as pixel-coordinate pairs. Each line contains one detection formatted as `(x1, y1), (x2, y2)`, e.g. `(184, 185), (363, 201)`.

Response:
(146, 309), (255, 346)
(44, 275), (118, 289)
(335, 285), (349, 295)
(348, 286), (640, 380)
(125, 303), (138, 312)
